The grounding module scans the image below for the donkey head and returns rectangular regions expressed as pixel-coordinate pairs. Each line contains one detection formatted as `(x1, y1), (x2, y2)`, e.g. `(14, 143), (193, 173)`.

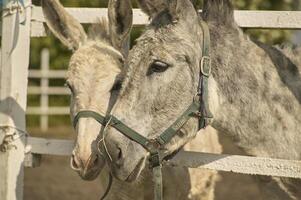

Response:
(41, 0), (132, 180)
(106, 0), (214, 181)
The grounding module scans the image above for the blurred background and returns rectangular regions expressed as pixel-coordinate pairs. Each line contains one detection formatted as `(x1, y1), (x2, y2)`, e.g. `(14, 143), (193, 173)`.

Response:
(25, 0), (301, 200)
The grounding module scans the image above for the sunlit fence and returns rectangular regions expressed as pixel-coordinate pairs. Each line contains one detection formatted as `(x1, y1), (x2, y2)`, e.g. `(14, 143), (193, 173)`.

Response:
(27, 49), (69, 131)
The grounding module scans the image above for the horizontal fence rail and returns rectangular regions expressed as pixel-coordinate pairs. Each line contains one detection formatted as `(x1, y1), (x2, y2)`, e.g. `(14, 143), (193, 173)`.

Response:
(26, 107), (69, 115)
(27, 137), (74, 156)
(167, 151), (301, 179)
(27, 68), (70, 115)
(29, 70), (66, 79)
(25, 137), (301, 179)
(28, 86), (69, 95)
(29, 7), (301, 37)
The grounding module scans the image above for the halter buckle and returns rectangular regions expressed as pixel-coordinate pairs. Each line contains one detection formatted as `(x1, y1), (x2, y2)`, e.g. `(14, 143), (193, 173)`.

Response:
(193, 111), (202, 118)
(149, 152), (161, 169)
(200, 56), (211, 77)
(146, 139), (162, 151)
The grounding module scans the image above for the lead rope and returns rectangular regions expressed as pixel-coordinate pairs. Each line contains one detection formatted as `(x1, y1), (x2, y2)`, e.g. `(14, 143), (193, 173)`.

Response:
(149, 152), (163, 200)
(99, 173), (113, 200)
(97, 116), (114, 200)
(153, 165), (163, 200)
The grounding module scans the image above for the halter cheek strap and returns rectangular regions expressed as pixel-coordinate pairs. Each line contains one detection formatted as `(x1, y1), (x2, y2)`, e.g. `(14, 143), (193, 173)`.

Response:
(198, 20), (214, 128)
(72, 21), (212, 200)
(73, 100), (201, 153)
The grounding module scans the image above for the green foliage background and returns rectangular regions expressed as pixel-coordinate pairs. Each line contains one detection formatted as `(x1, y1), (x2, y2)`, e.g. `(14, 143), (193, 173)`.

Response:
(27, 0), (300, 128)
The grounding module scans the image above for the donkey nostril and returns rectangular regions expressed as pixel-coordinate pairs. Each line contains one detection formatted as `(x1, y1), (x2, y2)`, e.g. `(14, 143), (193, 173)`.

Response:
(92, 155), (99, 165)
(71, 154), (81, 171)
(113, 147), (124, 166)
(117, 148), (123, 160)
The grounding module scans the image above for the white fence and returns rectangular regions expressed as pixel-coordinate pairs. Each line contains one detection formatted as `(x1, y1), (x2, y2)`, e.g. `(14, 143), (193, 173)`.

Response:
(1, 1), (301, 200)
(27, 48), (69, 131)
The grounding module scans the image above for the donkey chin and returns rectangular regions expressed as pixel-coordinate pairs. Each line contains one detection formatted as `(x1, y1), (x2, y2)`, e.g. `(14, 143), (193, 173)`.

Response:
(110, 155), (148, 182)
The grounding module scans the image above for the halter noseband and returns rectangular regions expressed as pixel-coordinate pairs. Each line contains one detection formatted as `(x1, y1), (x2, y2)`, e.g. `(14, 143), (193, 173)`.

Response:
(73, 21), (212, 200)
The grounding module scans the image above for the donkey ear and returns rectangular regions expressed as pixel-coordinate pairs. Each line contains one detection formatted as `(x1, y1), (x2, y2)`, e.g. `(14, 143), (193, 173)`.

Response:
(203, 0), (235, 26)
(136, 0), (167, 18)
(167, 0), (199, 22)
(41, 0), (87, 51)
(108, 0), (133, 55)
(137, 0), (198, 23)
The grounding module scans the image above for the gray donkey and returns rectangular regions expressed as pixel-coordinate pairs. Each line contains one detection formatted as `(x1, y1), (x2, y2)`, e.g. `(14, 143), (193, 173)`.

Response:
(105, 0), (301, 199)
(42, 0), (221, 199)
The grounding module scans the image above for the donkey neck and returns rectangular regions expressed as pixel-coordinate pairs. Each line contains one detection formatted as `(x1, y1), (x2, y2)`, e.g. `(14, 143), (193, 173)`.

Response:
(207, 23), (301, 160)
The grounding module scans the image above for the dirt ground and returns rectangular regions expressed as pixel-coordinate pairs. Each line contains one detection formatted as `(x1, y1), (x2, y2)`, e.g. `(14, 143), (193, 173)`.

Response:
(24, 128), (262, 200)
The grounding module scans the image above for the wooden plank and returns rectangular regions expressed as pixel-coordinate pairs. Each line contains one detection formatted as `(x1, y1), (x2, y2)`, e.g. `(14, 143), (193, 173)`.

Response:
(28, 70), (66, 78)
(27, 107), (69, 115)
(29, 8), (301, 37)
(31, 21), (46, 37)
(27, 87), (70, 95)
(167, 151), (301, 179)
(31, 7), (148, 37)
(234, 10), (301, 29)
(0, 0), (31, 199)
(26, 137), (74, 156)
(32, 7), (149, 25)
(25, 138), (301, 179)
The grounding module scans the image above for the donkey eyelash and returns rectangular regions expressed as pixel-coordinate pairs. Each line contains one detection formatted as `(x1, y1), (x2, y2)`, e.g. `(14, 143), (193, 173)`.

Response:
(111, 81), (122, 92)
(147, 60), (171, 76)
(118, 57), (125, 64)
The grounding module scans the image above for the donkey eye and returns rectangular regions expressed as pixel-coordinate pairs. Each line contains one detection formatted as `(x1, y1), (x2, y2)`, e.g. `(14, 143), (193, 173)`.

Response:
(118, 58), (124, 64)
(147, 60), (170, 76)
(111, 81), (122, 92)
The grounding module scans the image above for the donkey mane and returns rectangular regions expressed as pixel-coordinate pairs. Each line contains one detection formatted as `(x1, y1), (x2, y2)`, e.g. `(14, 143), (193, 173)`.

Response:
(276, 45), (301, 69)
(255, 42), (301, 103)
(203, 0), (234, 27)
(88, 18), (111, 43)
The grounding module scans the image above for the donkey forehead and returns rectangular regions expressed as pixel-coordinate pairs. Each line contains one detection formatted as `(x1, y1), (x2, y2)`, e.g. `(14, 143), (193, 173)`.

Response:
(74, 42), (123, 62)
(67, 43), (122, 81)
(128, 37), (198, 74)
(70, 43), (122, 67)
(129, 28), (198, 65)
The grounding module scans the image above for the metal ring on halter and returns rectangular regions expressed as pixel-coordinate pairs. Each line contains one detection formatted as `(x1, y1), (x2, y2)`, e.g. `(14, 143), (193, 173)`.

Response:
(193, 92), (201, 103)
(200, 56), (211, 77)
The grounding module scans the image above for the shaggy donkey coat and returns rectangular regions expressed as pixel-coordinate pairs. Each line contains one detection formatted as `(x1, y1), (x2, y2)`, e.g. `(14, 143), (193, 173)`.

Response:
(107, 0), (301, 199)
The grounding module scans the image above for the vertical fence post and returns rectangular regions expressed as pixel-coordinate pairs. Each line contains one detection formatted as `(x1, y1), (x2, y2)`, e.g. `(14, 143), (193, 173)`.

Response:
(40, 49), (49, 132)
(0, 0), (31, 199)
(292, 0), (301, 44)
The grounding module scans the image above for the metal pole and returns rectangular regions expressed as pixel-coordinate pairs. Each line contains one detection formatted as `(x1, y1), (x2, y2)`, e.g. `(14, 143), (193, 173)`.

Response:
(0, 0), (31, 199)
